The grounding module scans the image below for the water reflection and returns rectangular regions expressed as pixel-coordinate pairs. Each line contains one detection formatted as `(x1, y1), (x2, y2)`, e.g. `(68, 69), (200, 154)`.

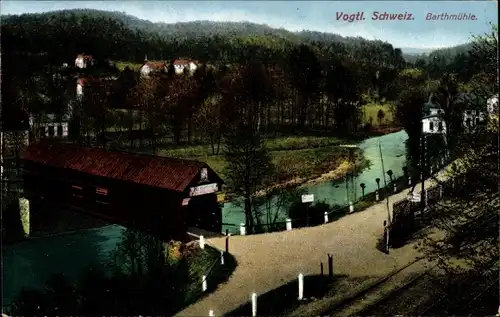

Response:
(3, 224), (125, 307)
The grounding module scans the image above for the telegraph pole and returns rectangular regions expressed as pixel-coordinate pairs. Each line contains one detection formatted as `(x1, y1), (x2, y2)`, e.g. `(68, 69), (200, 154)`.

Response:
(421, 125), (426, 213)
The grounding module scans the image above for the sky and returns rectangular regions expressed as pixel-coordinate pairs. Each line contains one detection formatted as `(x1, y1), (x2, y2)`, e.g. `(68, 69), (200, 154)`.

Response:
(1, 1), (497, 50)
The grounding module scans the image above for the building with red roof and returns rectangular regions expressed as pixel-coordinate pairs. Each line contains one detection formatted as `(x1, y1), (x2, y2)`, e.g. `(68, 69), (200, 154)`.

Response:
(22, 141), (224, 240)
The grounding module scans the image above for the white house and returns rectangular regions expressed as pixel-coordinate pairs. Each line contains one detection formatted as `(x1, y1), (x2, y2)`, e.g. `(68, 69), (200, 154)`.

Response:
(173, 59), (199, 75)
(487, 94), (498, 114)
(29, 113), (69, 138)
(76, 76), (116, 99)
(139, 60), (169, 77)
(75, 54), (94, 69)
(422, 98), (446, 134)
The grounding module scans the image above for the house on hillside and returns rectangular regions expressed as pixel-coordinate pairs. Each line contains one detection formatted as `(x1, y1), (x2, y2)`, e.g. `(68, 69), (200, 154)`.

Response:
(76, 76), (116, 99)
(422, 96), (446, 134)
(173, 59), (199, 75)
(487, 94), (498, 131)
(75, 54), (94, 69)
(29, 113), (70, 139)
(454, 93), (487, 130)
(139, 60), (169, 77)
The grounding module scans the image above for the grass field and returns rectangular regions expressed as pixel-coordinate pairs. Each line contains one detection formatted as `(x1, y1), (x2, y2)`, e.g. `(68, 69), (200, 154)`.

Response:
(159, 135), (363, 183)
(115, 61), (143, 71)
(362, 103), (395, 126)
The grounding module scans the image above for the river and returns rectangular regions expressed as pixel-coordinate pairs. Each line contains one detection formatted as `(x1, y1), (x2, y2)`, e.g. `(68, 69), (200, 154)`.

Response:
(2, 130), (408, 308)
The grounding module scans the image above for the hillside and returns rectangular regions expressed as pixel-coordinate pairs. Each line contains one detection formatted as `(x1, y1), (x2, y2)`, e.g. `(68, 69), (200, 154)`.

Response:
(1, 9), (472, 75)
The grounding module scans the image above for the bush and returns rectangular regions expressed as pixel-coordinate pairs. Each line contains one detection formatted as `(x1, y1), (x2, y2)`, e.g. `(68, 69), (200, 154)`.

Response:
(288, 200), (332, 227)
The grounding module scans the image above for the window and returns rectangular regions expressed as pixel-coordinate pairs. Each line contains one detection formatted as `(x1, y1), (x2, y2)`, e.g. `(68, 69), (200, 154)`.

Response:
(48, 126), (55, 137)
(438, 121), (443, 132)
(96, 187), (108, 196)
(57, 125), (63, 136)
(96, 187), (109, 205)
(72, 185), (83, 198)
(429, 121), (434, 131)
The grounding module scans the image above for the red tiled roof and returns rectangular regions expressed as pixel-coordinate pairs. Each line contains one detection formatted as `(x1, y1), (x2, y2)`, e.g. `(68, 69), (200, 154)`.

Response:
(143, 61), (168, 70)
(173, 59), (199, 66)
(76, 54), (93, 61)
(76, 77), (113, 87)
(23, 141), (223, 192)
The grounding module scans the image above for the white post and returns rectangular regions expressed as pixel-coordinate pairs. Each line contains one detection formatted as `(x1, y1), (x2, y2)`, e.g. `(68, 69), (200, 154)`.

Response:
(199, 235), (205, 249)
(375, 190), (380, 202)
(439, 185), (443, 199)
(251, 292), (257, 317)
(209, 310), (215, 317)
(430, 165), (434, 174)
(202, 275), (207, 292)
(408, 176), (412, 186)
(441, 157), (445, 166)
(324, 211), (329, 224)
(240, 223), (246, 236)
(220, 251), (224, 265)
(349, 201), (354, 213)
(298, 273), (304, 300)
(393, 183), (397, 193)
(286, 218), (293, 231)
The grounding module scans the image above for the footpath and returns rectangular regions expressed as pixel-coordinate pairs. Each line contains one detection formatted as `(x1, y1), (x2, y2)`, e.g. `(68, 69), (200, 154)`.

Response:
(175, 170), (450, 316)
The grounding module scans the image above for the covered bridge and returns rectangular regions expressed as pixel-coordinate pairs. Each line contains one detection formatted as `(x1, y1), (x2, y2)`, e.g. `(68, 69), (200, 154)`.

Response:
(22, 141), (224, 240)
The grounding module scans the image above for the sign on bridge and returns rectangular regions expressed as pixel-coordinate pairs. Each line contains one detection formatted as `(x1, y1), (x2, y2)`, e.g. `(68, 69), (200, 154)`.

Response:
(301, 194), (314, 203)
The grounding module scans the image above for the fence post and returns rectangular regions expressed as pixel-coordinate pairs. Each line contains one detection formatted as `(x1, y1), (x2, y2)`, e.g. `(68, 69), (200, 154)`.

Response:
(209, 310), (215, 317)
(286, 218), (293, 230)
(320, 262), (324, 276)
(408, 176), (412, 186)
(439, 184), (443, 199)
(220, 250), (225, 265)
(240, 223), (246, 236)
(298, 273), (304, 300)
(376, 190), (379, 202)
(441, 157), (445, 166)
(202, 275), (207, 292)
(393, 183), (397, 193)
(225, 235), (229, 253)
(430, 165), (434, 175)
(327, 254), (333, 277)
(324, 211), (329, 224)
(251, 292), (257, 317)
(349, 201), (354, 213)
(199, 235), (205, 249)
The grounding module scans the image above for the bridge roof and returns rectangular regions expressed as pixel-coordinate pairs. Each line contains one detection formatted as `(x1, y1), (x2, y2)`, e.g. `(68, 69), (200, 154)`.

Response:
(23, 141), (223, 192)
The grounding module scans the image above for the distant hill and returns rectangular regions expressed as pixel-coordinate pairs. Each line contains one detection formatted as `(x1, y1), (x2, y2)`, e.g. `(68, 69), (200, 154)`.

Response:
(1, 8), (470, 66)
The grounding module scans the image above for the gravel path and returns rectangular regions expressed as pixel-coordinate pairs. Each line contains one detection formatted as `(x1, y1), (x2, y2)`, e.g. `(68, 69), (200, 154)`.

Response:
(176, 171), (449, 317)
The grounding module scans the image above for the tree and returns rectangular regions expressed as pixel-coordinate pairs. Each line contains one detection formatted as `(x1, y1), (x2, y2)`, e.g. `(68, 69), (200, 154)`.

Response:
(377, 109), (385, 126)
(287, 44), (322, 128)
(396, 86), (428, 172)
(222, 124), (275, 233)
(415, 25), (498, 314)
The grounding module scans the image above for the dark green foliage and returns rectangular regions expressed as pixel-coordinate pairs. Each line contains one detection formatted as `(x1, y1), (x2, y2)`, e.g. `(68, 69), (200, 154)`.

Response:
(287, 200), (334, 227)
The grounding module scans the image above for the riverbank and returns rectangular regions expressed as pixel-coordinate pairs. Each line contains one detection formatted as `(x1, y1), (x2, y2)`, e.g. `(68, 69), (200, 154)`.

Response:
(158, 131), (403, 200)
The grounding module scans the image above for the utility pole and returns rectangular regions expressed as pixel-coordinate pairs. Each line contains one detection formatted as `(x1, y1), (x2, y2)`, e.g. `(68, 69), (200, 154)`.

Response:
(421, 125), (426, 213)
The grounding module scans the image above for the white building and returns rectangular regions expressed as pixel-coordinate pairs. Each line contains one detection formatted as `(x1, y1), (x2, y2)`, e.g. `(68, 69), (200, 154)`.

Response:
(422, 99), (446, 134)
(29, 114), (69, 138)
(75, 54), (94, 69)
(139, 61), (168, 77)
(173, 59), (199, 75)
